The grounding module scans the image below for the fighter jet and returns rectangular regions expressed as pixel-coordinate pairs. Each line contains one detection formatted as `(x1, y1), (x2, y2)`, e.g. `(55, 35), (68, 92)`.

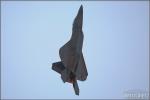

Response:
(52, 5), (88, 95)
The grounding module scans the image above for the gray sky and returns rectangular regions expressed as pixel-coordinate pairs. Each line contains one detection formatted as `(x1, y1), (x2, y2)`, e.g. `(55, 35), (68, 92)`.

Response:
(1, 1), (149, 99)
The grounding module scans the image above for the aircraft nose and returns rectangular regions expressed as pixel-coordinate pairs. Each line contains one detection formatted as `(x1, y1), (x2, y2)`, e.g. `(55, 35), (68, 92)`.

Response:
(73, 5), (83, 30)
(79, 5), (83, 15)
(80, 5), (83, 9)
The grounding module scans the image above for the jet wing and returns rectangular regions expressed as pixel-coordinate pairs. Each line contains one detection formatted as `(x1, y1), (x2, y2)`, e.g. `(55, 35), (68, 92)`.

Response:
(75, 53), (88, 81)
(59, 43), (88, 81)
(59, 41), (79, 73)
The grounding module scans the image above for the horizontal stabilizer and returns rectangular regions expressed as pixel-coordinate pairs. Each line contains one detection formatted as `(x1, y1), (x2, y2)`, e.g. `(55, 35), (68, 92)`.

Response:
(52, 62), (65, 74)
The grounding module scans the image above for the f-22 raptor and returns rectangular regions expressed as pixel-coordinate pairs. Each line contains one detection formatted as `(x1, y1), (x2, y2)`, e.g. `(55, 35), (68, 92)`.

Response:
(52, 5), (88, 95)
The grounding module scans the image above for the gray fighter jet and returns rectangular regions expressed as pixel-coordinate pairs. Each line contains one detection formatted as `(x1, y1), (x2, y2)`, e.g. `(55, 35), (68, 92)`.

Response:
(52, 5), (88, 95)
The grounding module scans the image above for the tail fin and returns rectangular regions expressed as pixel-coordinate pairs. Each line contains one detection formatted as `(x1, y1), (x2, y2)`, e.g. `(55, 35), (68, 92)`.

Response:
(52, 62), (80, 95)
(73, 80), (79, 95)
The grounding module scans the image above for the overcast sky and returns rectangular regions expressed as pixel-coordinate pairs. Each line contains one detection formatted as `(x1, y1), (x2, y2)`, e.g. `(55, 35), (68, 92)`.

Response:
(1, 1), (149, 99)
